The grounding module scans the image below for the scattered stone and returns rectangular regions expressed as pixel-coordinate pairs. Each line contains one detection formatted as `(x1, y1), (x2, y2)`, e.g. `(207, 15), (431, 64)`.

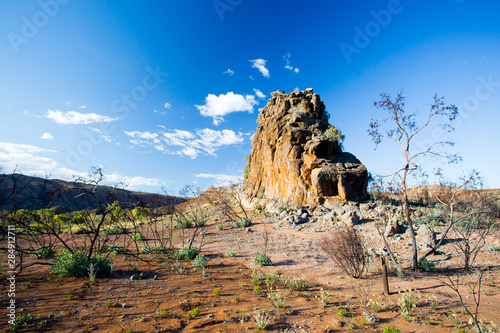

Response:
(359, 203), (372, 211)
(130, 273), (140, 281)
(417, 224), (436, 250)
(341, 210), (359, 226)
(384, 215), (402, 237)
(139, 272), (148, 279)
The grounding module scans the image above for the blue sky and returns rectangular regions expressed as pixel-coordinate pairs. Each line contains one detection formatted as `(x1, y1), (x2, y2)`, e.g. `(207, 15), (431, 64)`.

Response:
(1, 0), (499, 194)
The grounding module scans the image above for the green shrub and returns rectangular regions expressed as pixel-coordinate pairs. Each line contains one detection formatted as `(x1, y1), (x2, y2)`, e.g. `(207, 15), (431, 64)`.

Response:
(336, 308), (348, 317)
(233, 218), (251, 228)
(216, 223), (223, 231)
(50, 248), (111, 278)
(324, 126), (345, 144)
(282, 276), (310, 291)
(175, 219), (193, 229)
(131, 232), (145, 241)
(103, 226), (127, 235)
(141, 244), (169, 254)
(31, 245), (56, 258)
(213, 289), (221, 296)
(190, 307), (201, 317)
(253, 252), (272, 266)
(192, 255), (208, 268)
(224, 251), (236, 257)
(418, 258), (436, 272)
(382, 325), (401, 333)
(173, 246), (199, 260)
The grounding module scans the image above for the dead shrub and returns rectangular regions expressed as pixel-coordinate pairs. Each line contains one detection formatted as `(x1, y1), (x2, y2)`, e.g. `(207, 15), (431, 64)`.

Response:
(319, 226), (367, 279)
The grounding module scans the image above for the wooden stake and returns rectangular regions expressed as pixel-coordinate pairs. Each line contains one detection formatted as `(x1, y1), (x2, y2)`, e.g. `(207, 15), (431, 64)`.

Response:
(381, 257), (390, 295)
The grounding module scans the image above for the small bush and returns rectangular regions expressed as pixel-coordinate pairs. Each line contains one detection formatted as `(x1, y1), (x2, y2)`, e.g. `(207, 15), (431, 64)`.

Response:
(283, 276), (310, 291)
(233, 218), (251, 228)
(383, 325), (401, 333)
(216, 223), (223, 231)
(175, 219), (193, 229)
(50, 248), (111, 278)
(319, 226), (366, 279)
(336, 308), (348, 317)
(105, 301), (119, 308)
(213, 289), (221, 296)
(418, 258), (436, 272)
(103, 226), (127, 235)
(31, 245), (56, 259)
(254, 285), (262, 293)
(131, 232), (145, 241)
(173, 246), (199, 260)
(398, 288), (420, 321)
(253, 252), (272, 266)
(224, 250), (236, 257)
(67, 293), (75, 300)
(192, 255), (208, 268)
(155, 309), (167, 317)
(252, 309), (273, 330)
(251, 268), (265, 286)
(368, 296), (383, 313)
(324, 126), (344, 144)
(265, 270), (278, 290)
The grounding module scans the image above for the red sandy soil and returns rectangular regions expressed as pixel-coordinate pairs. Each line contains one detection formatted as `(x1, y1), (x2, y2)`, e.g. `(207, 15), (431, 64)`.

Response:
(1, 215), (500, 333)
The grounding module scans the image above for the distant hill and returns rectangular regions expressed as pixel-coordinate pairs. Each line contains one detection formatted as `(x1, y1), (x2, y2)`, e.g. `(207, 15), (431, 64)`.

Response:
(0, 173), (187, 212)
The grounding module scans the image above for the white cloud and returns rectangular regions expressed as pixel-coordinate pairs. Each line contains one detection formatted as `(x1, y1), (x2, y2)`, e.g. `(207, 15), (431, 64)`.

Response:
(223, 68), (234, 76)
(179, 147), (198, 159)
(103, 173), (163, 189)
(284, 53), (300, 73)
(90, 128), (112, 142)
(0, 142), (57, 154)
(41, 132), (53, 140)
(78, 105), (86, 109)
(126, 128), (246, 159)
(164, 102), (172, 110)
(65, 101), (71, 106)
(194, 173), (243, 187)
(250, 59), (270, 78)
(253, 89), (266, 99)
(124, 131), (158, 140)
(195, 92), (258, 125)
(0, 141), (164, 190)
(45, 110), (118, 125)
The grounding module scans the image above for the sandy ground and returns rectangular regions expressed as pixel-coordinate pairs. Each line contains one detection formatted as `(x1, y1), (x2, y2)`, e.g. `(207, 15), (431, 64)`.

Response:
(1, 214), (500, 333)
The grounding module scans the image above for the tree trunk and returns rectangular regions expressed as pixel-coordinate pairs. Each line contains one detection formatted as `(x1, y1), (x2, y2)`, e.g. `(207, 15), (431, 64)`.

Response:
(402, 164), (418, 271)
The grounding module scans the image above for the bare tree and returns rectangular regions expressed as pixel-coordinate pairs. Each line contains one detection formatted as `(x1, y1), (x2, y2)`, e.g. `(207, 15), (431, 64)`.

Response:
(369, 90), (459, 270)
(419, 171), (497, 270)
(440, 270), (485, 333)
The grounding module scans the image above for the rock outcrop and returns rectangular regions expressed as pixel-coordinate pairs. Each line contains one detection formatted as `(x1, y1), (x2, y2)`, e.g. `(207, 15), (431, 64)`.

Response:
(243, 89), (368, 208)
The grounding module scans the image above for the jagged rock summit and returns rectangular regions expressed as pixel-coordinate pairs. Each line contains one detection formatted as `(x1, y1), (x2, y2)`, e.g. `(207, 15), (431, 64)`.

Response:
(243, 89), (368, 208)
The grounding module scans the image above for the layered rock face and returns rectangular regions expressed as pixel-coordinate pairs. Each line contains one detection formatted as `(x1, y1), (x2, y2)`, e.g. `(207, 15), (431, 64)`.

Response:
(243, 89), (368, 207)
